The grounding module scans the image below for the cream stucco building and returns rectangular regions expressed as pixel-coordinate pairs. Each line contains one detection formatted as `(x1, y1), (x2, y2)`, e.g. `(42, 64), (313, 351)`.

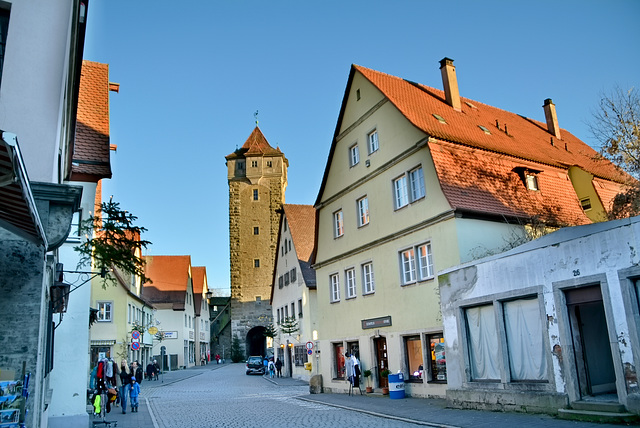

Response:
(312, 58), (628, 397)
(271, 204), (317, 381)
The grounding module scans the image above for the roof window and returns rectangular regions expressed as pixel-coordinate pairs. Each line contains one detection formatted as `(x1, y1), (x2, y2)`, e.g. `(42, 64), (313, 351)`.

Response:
(432, 114), (447, 124)
(478, 125), (491, 135)
(580, 198), (592, 211)
(465, 101), (477, 109)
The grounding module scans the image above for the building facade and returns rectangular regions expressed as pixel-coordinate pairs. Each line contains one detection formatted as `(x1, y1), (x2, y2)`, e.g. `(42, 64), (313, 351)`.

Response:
(0, 1), (87, 427)
(226, 127), (288, 357)
(144, 255), (198, 369)
(312, 58), (628, 398)
(271, 204), (318, 381)
(440, 216), (640, 417)
(192, 266), (211, 364)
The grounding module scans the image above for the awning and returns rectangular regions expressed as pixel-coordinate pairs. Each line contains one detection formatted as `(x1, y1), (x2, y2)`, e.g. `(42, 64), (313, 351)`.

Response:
(0, 131), (47, 246)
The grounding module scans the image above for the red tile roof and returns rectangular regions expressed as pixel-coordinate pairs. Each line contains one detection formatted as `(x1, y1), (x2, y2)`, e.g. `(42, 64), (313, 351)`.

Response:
(315, 64), (630, 225)
(143, 255), (191, 310)
(72, 61), (112, 181)
(354, 65), (628, 184)
(284, 204), (316, 263)
(192, 266), (207, 317)
(225, 126), (284, 159)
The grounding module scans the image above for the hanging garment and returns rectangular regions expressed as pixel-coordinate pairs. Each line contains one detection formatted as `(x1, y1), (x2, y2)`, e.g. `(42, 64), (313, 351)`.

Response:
(93, 394), (101, 415)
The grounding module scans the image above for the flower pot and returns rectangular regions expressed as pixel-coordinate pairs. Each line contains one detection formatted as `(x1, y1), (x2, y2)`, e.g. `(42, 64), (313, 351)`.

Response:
(382, 387), (389, 395)
(366, 386), (373, 393)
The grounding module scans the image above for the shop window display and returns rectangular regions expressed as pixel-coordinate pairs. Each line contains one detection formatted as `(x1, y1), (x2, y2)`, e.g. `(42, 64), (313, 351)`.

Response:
(428, 333), (447, 382)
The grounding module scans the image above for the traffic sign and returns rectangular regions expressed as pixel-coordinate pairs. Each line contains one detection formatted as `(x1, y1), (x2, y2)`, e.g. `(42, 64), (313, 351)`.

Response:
(307, 349), (313, 356)
(131, 330), (141, 340)
(131, 341), (140, 350)
(305, 341), (313, 350)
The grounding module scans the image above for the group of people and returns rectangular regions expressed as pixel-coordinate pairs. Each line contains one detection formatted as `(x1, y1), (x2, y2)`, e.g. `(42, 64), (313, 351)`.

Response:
(266, 357), (283, 378)
(118, 359), (154, 414)
(90, 358), (146, 416)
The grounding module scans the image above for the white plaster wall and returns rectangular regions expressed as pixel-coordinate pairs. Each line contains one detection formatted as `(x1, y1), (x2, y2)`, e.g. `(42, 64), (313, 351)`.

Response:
(440, 218), (640, 395)
(48, 181), (96, 425)
(0, 0), (74, 183)
(154, 308), (189, 368)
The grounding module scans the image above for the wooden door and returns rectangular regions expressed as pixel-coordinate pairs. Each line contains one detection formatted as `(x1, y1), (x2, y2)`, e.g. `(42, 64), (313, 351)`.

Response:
(374, 337), (388, 388)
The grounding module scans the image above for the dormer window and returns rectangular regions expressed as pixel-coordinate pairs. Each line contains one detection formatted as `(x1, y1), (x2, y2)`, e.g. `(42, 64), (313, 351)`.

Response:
(580, 198), (592, 211)
(525, 174), (539, 191)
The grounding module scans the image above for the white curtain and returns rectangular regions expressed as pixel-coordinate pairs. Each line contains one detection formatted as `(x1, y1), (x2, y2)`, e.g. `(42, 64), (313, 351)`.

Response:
(466, 305), (500, 380)
(504, 298), (547, 381)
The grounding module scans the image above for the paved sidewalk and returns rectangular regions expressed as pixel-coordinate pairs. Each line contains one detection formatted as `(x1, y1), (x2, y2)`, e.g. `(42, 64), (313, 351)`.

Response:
(87, 361), (228, 428)
(266, 376), (625, 427)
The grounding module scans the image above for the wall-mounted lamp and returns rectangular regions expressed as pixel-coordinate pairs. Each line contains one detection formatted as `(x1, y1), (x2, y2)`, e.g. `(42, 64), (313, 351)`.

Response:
(288, 343), (294, 348)
(280, 344), (285, 349)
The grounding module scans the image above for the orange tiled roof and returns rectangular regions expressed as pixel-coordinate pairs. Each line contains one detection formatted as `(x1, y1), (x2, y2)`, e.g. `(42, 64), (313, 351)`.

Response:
(72, 60), (112, 181)
(191, 266), (207, 317)
(354, 65), (628, 184)
(429, 140), (590, 225)
(284, 204), (316, 263)
(143, 255), (191, 309)
(225, 126), (283, 159)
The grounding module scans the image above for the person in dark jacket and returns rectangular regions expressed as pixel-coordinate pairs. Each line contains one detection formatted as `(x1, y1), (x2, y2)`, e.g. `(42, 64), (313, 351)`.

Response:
(131, 361), (143, 384)
(146, 360), (156, 381)
(275, 358), (283, 378)
(119, 360), (131, 414)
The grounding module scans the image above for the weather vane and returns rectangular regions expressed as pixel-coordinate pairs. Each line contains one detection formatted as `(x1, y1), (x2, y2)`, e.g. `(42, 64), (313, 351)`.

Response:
(254, 110), (259, 126)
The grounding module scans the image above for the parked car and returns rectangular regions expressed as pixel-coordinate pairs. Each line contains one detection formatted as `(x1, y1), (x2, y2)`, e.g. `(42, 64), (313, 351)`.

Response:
(246, 356), (265, 375)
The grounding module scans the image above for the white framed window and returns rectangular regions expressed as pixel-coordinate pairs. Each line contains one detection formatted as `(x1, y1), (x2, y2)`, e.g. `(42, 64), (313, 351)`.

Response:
(350, 144), (360, 167)
(400, 242), (434, 285)
(368, 130), (379, 154)
(357, 196), (369, 227)
(362, 262), (375, 294)
(97, 302), (112, 322)
(394, 166), (426, 210)
(417, 243), (434, 280)
(394, 175), (409, 209)
(409, 167), (426, 201)
(334, 210), (344, 238)
(345, 268), (356, 299)
(290, 268), (297, 282)
(330, 273), (340, 302)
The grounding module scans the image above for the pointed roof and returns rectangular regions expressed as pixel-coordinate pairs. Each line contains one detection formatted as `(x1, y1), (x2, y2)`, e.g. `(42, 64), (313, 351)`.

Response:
(225, 126), (284, 160)
(191, 266), (207, 317)
(71, 60), (112, 181)
(143, 255), (192, 310)
(315, 64), (630, 225)
(284, 204), (316, 264)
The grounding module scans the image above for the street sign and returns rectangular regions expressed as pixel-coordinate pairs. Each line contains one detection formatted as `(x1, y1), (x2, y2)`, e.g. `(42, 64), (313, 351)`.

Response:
(307, 349), (313, 356)
(131, 330), (141, 340)
(131, 341), (140, 350)
(305, 341), (313, 350)
(148, 326), (158, 335)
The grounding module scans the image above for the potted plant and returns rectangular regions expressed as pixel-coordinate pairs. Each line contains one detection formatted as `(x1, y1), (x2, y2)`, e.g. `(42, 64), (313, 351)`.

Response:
(363, 369), (373, 393)
(380, 369), (391, 395)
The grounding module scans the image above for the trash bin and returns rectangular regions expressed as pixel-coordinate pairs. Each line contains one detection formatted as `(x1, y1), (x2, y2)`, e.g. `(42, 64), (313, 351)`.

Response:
(388, 373), (405, 399)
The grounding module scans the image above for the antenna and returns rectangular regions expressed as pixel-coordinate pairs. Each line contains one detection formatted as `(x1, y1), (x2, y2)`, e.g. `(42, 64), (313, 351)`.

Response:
(254, 110), (259, 126)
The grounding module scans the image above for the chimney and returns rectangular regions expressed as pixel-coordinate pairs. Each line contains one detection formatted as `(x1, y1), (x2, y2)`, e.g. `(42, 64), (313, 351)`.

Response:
(439, 57), (461, 111)
(543, 98), (561, 139)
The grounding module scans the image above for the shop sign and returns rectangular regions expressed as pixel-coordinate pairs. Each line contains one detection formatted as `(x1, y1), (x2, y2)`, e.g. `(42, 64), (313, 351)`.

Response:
(361, 316), (392, 330)
(163, 331), (178, 339)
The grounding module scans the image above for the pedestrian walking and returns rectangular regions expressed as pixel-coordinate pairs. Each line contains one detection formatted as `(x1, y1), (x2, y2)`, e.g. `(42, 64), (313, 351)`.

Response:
(131, 360), (143, 384)
(129, 376), (140, 412)
(215, 354), (221, 364)
(275, 358), (282, 378)
(268, 359), (275, 378)
(153, 359), (160, 380)
(118, 360), (131, 414)
(146, 360), (156, 381)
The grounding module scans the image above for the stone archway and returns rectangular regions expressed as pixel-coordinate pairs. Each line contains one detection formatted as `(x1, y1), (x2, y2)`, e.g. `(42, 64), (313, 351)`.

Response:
(246, 326), (266, 357)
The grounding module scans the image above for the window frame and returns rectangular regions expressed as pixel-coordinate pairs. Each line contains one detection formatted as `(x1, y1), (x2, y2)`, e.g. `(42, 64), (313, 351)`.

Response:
(97, 301), (113, 322)
(252, 188), (259, 201)
(362, 262), (375, 294)
(330, 273), (340, 303)
(357, 196), (369, 227)
(345, 268), (356, 299)
(367, 129), (379, 154)
(400, 242), (434, 286)
(427, 333), (447, 383)
(394, 166), (426, 210)
(349, 143), (360, 167)
(334, 210), (344, 238)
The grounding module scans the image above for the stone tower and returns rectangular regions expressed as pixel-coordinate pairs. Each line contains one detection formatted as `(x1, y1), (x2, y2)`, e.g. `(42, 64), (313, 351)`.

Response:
(225, 126), (288, 357)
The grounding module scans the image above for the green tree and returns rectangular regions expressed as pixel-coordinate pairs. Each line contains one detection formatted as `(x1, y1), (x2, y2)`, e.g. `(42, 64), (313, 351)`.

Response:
(589, 86), (640, 218)
(75, 198), (151, 286)
(280, 316), (299, 335)
(230, 334), (244, 363)
(263, 323), (278, 338)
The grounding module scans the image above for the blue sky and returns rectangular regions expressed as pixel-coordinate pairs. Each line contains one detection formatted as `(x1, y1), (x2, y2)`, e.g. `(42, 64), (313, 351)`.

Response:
(84, 1), (640, 291)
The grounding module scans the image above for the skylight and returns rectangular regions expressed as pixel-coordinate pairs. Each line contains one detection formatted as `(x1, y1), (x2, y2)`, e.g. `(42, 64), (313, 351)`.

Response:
(478, 125), (491, 135)
(465, 101), (477, 109)
(432, 114), (447, 124)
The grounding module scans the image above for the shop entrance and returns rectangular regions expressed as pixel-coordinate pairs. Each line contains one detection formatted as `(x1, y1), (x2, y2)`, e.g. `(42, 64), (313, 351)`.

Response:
(374, 337), (388, 388)
(566, 285), (617, 398)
